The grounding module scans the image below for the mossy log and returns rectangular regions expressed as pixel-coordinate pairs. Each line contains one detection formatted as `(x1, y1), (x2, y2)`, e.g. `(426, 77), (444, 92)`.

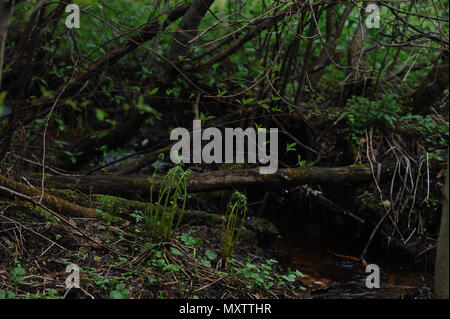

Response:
(0, 174), (101, 219)
(88, 193), (226, 228)
(0, 174), (227, 226)
(0, 177), (278, 250)
(36, 163), (395, 200)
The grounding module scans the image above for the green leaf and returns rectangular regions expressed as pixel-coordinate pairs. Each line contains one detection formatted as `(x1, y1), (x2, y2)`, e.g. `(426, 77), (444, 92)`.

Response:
(163, 264), (180, 272)
(199, 257), (211, 268)
(170, 247), (183, 256)
(200, 112), (215, 122)
(149, 87), (159, 95)
(115, 283), (126, 291)
(217, 88), (227, 98)
(205, 250), (217, 260)
(0, 290), (15, 299)
(286, 142), (297, 152)
(11, 267), (25, 276)
(0, 91), (7, 105)
(95, 109), (107, 122)
(282, 274), (296, 282)
(241, 97), (255, 105)
(109, 290), (126, 299)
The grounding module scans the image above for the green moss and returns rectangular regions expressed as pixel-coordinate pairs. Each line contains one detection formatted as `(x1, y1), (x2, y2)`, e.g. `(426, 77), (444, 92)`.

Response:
(246, 218), (279, 248)
(193, 191), (232, 204)
(94, 195), (142, 216)
(14, 202), (60, 224)
(43, 191), (274, 240)
(247, 218), (278, 236)
(48, 189), (89, 206)
(285, 168), (307, 178)
(348, 163), (367, 172)
(46, 190), (122, 223)
(91, 194), (147, 223)
(92, 194), (225, 227)
(182, 209), (225, 227)
(219, 162), (251, 170)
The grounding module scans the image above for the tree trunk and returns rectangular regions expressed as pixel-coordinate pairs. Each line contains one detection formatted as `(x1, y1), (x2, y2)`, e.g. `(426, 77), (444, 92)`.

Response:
(160, 0), (215, 85)
(410, 51), (449, 114)
(434, 164), (449, 299)
(0, 0), (15, 89)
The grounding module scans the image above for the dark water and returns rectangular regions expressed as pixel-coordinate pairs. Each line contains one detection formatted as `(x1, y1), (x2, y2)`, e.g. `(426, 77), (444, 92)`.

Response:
(267, 215), (433, 299)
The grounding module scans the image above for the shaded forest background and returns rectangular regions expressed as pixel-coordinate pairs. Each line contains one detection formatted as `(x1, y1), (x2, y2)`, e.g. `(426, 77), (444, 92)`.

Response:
(0, 0), (448, 299)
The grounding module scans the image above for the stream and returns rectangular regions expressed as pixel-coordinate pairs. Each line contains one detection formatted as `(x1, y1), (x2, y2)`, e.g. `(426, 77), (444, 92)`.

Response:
(267, 213), (433, 299)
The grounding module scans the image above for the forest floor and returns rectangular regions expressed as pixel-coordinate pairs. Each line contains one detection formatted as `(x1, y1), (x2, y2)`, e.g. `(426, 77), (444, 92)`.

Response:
(0, 195), (434, 299)
(0, 196), (330, 299)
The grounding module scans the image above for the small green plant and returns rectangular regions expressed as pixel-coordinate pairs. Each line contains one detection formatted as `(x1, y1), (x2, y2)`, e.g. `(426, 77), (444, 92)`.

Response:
(399, 113), (449, 150)
(329, 93), (401, 144)
(329, 93), (449, 152)
(0, 290), (16, 299)
(297, 154), (307, 167)
(286, 142), (297, 152)
(63, 151), (84, 164)
(221, 191), (248, 259)
(199, 112), (215, 122)
(130, 210), (145, 223)
(231, 259), (305, 291)
(9, 261), (25, 287)
(109, 283), (130, 299)
(178, 232), (202, 248)
(147, 158), (192, 239)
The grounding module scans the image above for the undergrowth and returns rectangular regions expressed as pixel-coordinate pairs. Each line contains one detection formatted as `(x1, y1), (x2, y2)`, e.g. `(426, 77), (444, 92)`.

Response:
(147, 155), (192, 240)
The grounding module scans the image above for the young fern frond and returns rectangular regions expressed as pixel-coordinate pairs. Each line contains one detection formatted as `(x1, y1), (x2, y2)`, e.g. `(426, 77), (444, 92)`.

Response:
(221, 191), (247, 259)
(148, 159), (192, 240)
(147, 153), (164, 231)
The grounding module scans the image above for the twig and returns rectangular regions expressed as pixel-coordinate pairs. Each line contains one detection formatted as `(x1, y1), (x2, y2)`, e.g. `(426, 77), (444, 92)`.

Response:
(40, 57), (80, 203)
(0, 184), (123, 257)
(0, 214), (70, 252)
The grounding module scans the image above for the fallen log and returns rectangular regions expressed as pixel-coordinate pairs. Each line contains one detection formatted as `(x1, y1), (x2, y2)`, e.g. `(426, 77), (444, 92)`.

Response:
(33, 163), (395, 200)
(0, 176), (278, 249)
(112, 145), (172, 175)
(0, 174), (100, 219)
(0, 175), (222, 227)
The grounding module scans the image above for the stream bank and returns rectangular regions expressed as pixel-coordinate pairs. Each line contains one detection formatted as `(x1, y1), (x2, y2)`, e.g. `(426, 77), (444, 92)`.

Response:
(266, 210), (433, 299)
